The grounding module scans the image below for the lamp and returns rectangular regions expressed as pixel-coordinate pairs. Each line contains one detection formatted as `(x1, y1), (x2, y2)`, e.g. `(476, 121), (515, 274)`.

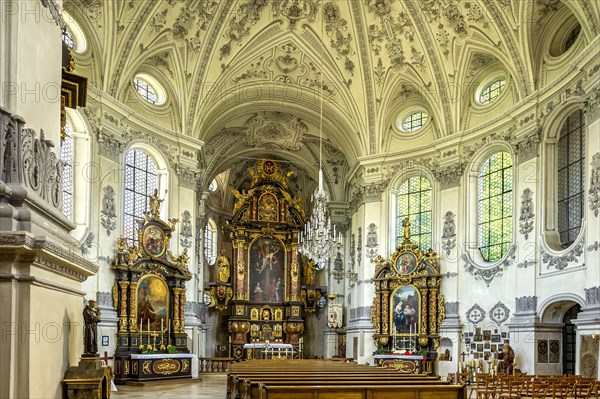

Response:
(298, 12), (343, 270)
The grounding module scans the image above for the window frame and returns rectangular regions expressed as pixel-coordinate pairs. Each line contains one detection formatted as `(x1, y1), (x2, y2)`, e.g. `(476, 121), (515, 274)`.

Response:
(132, 74), (167, 106)
(477, 77), (507, 105)
(204, 218), (218, 265)
(477, 151), (514, 262)
(60, 118), (74, 220)
(122, 146), (168, 247)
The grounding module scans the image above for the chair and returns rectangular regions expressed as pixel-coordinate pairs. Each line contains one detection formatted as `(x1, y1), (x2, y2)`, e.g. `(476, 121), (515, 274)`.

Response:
(470, 373), (489, 399)
(551, 383), (572, 399)
(498, 379), (526, 399)
(570, 383), (593, 399)
(477, 376), (499, 399)
(529, 383), (549, 399)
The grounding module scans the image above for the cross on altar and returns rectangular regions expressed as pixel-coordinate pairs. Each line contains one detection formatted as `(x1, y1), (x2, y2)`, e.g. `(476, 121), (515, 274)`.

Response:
(460, 352), (467, 362)
(101, 351), (114, 366)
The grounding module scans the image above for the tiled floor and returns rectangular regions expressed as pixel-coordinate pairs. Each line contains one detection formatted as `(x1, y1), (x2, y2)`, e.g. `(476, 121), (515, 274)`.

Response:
(112, 374), (227, 398)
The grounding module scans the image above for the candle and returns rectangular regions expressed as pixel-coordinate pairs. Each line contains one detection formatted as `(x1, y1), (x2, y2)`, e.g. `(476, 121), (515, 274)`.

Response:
(139, 318), (142, 334)
(161, 318), (163, 333)
(147, 319), (150, 333)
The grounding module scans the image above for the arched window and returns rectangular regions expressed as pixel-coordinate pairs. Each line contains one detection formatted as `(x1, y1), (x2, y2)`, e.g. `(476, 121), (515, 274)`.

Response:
(396, 176), (432, 252)
(123, 149), (159, 246)
(60, 119), (74, 220)
(557, 110), (585, 248)
(204, 218), (217, 265)
(478, 152), (513, 262)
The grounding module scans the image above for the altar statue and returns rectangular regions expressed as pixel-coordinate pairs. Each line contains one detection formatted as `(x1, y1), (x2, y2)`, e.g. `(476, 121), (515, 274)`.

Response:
(496, 343), (515, 374)
(83, 300), (101, 355)
(216, 250), (230, 283)
(304, 259), (315, 286)
(148, 188), (166, 216)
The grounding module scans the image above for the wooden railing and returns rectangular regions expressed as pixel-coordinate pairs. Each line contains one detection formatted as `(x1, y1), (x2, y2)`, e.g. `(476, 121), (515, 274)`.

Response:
(199, 357), (237, 373)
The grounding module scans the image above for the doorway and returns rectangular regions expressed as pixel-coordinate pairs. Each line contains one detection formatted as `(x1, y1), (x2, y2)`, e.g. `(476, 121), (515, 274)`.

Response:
(562, 304), (581, 375)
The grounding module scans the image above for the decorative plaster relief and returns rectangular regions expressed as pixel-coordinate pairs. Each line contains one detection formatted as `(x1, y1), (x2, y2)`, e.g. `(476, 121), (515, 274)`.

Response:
(515, 296), (537, 314)
(541, 243), (584, 271)
(441, 211), (456, 255)
(96, 291), (113, 309)
(101, 186), (117, 236)
(589, 153), (600, 217)
(584, 287), (600, 307)
(333, 251), (344, 283)
(245, 111), (306, 151)
(80, 232), (95, 256)
(466, 303), (486, 325)
(519, 188), (535, 240)
(463, 244), (517, 286)
(365, 223), (378, 262)
(588, 241), (599, 252)
(489, 301), (510, 325)
(180, 211), (193, 249)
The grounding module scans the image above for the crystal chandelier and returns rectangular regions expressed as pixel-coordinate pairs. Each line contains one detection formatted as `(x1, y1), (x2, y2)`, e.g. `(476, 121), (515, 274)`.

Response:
(298, 14), (342, 270)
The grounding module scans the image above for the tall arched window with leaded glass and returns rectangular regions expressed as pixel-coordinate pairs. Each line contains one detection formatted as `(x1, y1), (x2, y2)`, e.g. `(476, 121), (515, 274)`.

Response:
(123, 149), (159, 247)
(557, 110), (586, 248)
(396, 176), (432, 252)
(478, 152), (513, 262)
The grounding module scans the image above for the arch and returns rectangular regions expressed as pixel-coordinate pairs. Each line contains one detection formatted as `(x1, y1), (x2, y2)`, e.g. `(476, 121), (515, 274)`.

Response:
(538, 294), (585, 324)
(204, 218), (218, 265)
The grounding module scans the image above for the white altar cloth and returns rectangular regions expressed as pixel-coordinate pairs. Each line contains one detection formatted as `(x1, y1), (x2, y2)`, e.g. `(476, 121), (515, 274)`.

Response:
(130, 353), (195, 359)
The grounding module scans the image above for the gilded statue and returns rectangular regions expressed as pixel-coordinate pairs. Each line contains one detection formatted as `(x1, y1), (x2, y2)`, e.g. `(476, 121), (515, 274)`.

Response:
(230, 188), (250, 213)
(148, 189), (167, 216)
(216, 250), (231, 283)
(402, 217), (411, 241)
(304, 259), (315, 286)
(83, 300), (101, 355)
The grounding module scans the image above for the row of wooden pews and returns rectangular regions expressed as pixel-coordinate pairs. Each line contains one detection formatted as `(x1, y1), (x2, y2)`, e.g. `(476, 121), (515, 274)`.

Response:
(227, 359), (467, 399)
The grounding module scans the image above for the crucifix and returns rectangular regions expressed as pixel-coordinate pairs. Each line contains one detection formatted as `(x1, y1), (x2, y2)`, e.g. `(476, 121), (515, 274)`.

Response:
(460, 352), (467, 362)
(101, 351), (114, 366)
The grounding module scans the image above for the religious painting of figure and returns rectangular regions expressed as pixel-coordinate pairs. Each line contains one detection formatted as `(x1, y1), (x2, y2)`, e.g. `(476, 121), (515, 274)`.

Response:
(395, 253), (417, 274)
(137, 274), (169, 331)
(143, 225), (165, 256)
(390, 285), (419, 334)
(249, 236), (285, 304)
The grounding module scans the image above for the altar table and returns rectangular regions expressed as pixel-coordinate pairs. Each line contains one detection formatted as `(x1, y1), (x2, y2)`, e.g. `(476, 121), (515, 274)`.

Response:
(114, 353), (194, 384)
(374, 354), (432, 375)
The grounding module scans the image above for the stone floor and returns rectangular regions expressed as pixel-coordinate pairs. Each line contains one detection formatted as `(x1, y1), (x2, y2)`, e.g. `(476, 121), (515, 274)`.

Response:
(112, 374), (227, 398)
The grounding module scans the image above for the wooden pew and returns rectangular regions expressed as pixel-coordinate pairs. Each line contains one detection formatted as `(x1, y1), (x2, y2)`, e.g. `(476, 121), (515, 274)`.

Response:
(258, 383), (467, 399)
(259, 383), (467, 399)
(241, 377), (445, 399)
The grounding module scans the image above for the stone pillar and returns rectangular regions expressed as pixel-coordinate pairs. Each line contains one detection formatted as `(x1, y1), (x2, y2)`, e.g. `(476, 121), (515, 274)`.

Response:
(572, 287), (600, 376)
(507, 296), (539, 374)
(438, 302), (461, 378)
(323, 327), (339, 359)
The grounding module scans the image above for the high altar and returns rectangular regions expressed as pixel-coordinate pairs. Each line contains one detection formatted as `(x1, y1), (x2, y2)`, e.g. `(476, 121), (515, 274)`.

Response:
(370, 220), (445, 375)
(204, 160), (326, 360)
(111, 193), (194, 384)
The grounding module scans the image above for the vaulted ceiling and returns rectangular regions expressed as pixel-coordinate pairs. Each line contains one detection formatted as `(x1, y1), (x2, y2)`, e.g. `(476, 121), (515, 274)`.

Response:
(66, 0), (599, 195)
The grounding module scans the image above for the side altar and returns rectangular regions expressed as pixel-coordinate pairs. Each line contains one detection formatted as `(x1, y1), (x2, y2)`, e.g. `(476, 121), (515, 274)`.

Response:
(370, 219), (445, 375)
(110, 192), (193, 384)
(204, 160), (326, 360)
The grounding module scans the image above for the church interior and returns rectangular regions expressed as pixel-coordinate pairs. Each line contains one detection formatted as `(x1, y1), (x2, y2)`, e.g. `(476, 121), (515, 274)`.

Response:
(1, 0), (599, 397)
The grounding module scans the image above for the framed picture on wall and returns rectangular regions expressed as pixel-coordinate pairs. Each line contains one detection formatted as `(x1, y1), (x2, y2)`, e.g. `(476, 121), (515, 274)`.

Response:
(538, 340), (549, 363)
(465, 338), (471, 345)
(102, 336), (109, 346)
(491, 334), (501, 342)
(549, 340), (560, 363)
(483, 330), (491, 341)
(474, 334), (483, 342)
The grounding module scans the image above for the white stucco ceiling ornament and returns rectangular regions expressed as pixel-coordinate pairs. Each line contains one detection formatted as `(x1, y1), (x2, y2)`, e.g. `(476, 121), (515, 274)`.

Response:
(245, 111), (306, 151)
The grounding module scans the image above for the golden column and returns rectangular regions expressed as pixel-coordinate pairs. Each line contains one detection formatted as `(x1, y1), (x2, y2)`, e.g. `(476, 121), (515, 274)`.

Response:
(173, 287), (181, 333)
(179, 288), (186, 332)
(118, 281), (129, 332)
(128, 282), (138, 332)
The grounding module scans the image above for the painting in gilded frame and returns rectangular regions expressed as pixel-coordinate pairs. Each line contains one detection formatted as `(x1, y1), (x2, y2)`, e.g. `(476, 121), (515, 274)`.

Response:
(143, 225), (166, 257)
(395, 252), (418, 274)
(248, 236), (285, 304)
(137, 274), (169, 331)
(390, 285), (420, 335)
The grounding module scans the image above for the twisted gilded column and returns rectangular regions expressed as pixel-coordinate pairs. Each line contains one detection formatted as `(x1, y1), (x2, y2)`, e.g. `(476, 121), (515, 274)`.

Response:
(128, 282), (138, 332)
(118, 281), (129, 332)
(179, 288), (186, 331)
(173, 288), (181, 333)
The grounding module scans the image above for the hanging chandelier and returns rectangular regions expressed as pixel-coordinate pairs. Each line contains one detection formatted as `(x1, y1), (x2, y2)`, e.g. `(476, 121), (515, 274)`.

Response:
(298, 12), (342, 270)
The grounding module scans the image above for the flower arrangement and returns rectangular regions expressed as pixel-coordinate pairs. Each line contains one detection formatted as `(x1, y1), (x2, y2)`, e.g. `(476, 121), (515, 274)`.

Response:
(166, 344), (179, 354)
(139, 344), (154, 354)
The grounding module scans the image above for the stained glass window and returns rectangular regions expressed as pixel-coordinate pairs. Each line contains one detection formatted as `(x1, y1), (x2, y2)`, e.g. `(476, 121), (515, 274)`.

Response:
(123, 149), (158, 246)
(478, 152), (513, 262)
(396, 176), (432, 252)
(401, 111), (428, 132)
(479, 79), (506, 104)
(557, 110), (585, 248)
(60, 120), (74, 220)
(205, 219), (217, 265)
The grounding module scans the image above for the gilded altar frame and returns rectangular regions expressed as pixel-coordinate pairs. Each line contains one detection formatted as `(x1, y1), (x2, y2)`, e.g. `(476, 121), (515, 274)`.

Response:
(371, 222), (445, 353)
